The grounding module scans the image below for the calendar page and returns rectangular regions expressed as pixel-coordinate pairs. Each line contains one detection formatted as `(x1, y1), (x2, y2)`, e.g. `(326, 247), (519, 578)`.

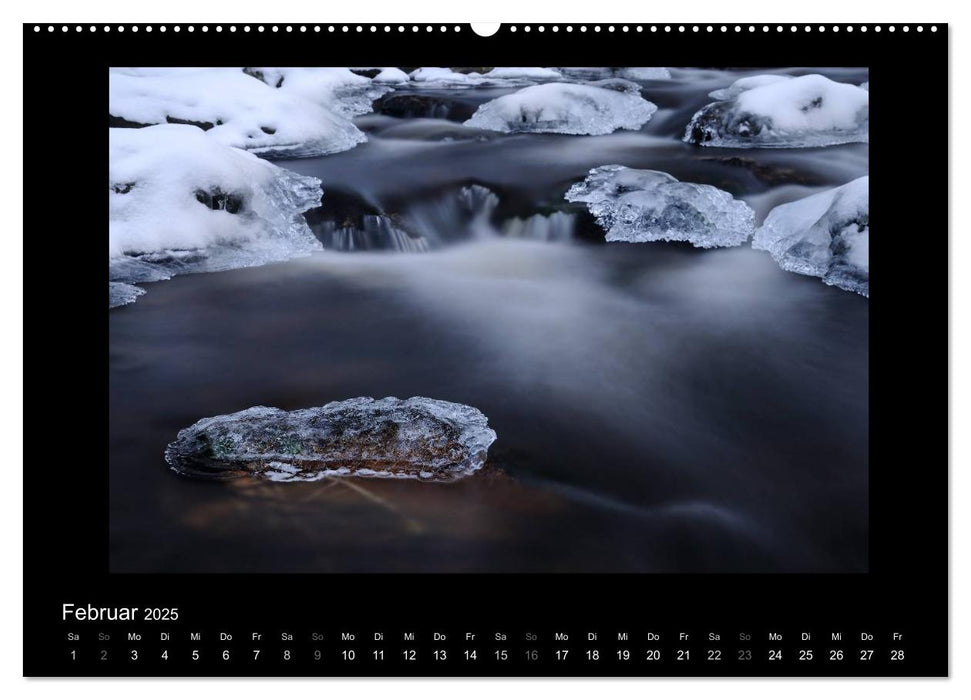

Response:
(22, 22), (947, 677)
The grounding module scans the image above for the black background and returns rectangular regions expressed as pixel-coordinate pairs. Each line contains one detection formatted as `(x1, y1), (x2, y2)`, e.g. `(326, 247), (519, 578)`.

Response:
(23, 22), (947, 677)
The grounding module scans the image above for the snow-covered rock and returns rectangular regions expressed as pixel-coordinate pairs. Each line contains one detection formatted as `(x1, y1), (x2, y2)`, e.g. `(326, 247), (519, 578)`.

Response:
(482, 66), (563, 81)
(409, 67), (484, 86)
(565, 165), (755, 248)
(164, 397), (498, 482)
(372, 67), (410, 84)
(109, 125), (322, 307)
(684, 74), (869, 148)
(244, 66), (390, 118)
(753, 176), (869, 296)
(464, 83), (657, 135)
(109, 67), (368, 157)
(708, 74), (793, 101)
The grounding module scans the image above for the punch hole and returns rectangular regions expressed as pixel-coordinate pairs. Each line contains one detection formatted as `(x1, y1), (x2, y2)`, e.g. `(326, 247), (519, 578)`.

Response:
(470, 23), (501, 37)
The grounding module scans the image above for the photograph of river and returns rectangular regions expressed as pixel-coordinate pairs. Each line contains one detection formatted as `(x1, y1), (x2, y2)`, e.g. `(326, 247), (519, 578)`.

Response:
(109, 67), (868, 573)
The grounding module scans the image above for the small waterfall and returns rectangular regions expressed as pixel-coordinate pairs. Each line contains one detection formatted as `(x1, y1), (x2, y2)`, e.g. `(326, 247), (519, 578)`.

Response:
(316, 215), (430, 253)
(500, 212), (576, 243)
(405, 185), (500, 245)
(308, 185), (574, 253)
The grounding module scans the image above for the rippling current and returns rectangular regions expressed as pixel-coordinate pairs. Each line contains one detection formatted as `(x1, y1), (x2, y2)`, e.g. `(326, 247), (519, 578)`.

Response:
(109, 67), (868, 573)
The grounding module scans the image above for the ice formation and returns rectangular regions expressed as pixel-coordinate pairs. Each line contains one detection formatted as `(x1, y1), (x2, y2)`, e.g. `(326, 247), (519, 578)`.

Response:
(753, 176), (869, 296)
(565, 165), (755, 248)
(109, 125), (322, 307)
(464, 83), (657, 135)
(708, 74), (793, 101)
(617, 67), (672, 81)
(109, 67), (369, 157)
(684, 74), (869, 148)
(482, 67), (563, 81)
(164, 397), (498, 482)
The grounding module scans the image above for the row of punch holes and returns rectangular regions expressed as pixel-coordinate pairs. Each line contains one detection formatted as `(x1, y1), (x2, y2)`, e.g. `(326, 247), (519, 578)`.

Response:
(33, 24), (939, 34)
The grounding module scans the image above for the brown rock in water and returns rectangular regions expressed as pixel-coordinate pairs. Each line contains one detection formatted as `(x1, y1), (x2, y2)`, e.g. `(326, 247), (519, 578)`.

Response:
(165, 397), (497, 483)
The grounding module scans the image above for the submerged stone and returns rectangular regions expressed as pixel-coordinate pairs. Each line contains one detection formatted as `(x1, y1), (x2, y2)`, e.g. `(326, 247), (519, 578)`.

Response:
(165, 397), (498, 483)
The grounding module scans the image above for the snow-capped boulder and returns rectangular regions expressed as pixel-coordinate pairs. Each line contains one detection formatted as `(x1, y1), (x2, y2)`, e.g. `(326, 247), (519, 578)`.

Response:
(684, 74), (869, 148)
(164, 397), (498, 482)
(565, 165), (755, 248)
(464, 83), (657, 135)
(243, 66), (390, 118)
(409, 67), (485, 86)
(372, 67), (410, 84)
(109, 67), (368, 157)
(482, 66), (563, 81)
(708, 74), (793, 101)
(753, 176), (869, 296)
(109, 125), (322, 307)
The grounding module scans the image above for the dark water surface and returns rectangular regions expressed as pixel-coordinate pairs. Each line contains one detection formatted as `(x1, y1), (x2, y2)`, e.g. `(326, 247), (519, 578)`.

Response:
(109, 67), (868, 573)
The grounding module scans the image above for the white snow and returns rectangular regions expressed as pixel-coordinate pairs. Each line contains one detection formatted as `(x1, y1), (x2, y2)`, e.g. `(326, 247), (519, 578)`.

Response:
(409, 67), (484, 85)
(244, 66), (388, 118)
(708, 74), (793, 101)
(753, 176), (869, 296)
(373, 67), (410, 83)
(685, 73), (869, 148)
(109, 67), (368, 157)
(464, 83), (657, 135)
(109, 125), (322, 306)
(483, 67), (563, 81)
(565, 165), (755, 248)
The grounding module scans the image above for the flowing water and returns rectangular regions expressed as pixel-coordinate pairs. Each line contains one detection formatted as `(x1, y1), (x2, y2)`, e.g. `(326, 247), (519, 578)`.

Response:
(109, 67), (868, 573)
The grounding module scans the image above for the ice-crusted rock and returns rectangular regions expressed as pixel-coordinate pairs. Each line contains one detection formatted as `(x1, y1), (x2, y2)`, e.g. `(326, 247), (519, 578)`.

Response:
(617, 67), (672, 81)
(165, 397), (498, 482)
(684, 74), (869, 148)
(109, 125), (322, 307)
(109, 67), (368, 157)
(708, 74), (793, 101)
(753, 176), (869, 296)
(565, 165), (755, 248)
(464, 83), (657, 135)
(108, 282), (145, 308)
